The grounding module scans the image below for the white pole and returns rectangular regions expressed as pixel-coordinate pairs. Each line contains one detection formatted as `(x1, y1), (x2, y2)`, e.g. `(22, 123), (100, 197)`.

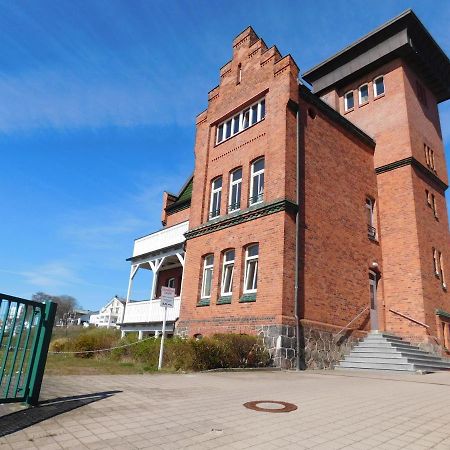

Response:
(158, 306), (168, 370)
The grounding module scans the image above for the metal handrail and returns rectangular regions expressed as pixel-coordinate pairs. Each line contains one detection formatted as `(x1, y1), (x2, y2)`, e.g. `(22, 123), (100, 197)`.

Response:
(389, 308), (430, 329)
(334, 305), (369, 340)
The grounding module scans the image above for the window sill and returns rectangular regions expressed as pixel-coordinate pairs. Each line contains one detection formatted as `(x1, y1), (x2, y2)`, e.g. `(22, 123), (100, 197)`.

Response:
(343, 108), (354, 115)
(217, 296), (232, 305)
(197, 298), (210, 307)
(359, 100), (369, 108)
(373, 93), (385, 101)
(215, 117), (265, 148)
(207, 214), (222, 223)
(239, 293), (256, 303)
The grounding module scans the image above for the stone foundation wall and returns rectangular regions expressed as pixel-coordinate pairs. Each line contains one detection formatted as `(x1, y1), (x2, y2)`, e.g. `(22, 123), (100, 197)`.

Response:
(258, 324), (362, 369)
(176, 322), (363, 369)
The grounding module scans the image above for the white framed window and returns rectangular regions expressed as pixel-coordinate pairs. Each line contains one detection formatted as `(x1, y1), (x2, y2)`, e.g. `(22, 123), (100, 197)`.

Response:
(216, 98), (266, 144)
(244, 244), (259, 293)
(344, 91), (354, 111)
(373, 76), (385, 97)
(433, 248), (439, 277)
(366, 197), (376, 240)
(427, 190), (438, 218)
(229, 168), (242, 212)
(249, 158), (264, 206)
(221, 250), (235, 296)
(209, 177), (222, 219)
(201, 255), (214, 298)
(167, 278), (175, 289)
(439, 252), (446, 289)
(359, 84), (369, 104)
(424, 144), (436, 172)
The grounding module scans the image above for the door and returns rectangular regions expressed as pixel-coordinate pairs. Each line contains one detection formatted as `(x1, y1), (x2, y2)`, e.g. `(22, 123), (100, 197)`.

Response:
(369, 271), (378, 330)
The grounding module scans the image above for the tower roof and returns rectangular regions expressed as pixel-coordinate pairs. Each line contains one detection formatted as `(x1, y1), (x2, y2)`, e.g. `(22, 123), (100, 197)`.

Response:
(302, 9), (450, 102)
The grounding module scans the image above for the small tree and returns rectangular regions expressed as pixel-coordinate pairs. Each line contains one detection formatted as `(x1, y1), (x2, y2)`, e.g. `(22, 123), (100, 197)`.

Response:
(32, 292), (79, 322)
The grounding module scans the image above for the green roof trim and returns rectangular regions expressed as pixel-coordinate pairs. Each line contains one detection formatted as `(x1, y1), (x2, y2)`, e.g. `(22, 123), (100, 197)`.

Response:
(166, 176), (193, 214)
(436, 309), (450, 319)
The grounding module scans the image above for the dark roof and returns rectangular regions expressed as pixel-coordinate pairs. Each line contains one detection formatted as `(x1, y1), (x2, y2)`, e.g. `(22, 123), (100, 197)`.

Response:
(165, 175), (193, 214)
(303, 9), (450, 102)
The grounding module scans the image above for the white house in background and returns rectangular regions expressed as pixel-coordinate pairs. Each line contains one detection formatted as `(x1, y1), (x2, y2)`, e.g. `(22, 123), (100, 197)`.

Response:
(89, 296), (126, 328)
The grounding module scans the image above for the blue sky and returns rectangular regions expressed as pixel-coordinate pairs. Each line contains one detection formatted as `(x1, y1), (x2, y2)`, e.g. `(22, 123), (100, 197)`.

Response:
(1, 0), (449, 311)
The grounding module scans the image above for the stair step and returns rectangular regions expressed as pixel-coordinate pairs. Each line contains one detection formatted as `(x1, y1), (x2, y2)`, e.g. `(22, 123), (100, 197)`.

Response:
(339, 361), (415, 371)
(414, 364), (450, 372)
(343, 355), (450, 367)
(335, 331), (449, 373)
(366, 334), (405, 342)
(357, 342), (421, 351)
(352, 347), (444, 360)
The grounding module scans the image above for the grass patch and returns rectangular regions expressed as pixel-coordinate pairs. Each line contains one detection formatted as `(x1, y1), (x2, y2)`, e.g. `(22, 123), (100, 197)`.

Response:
(45, 328), (271, 375)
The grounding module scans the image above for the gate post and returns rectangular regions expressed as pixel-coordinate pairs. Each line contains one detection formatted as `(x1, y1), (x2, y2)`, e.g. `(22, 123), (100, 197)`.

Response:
(25, 301), (57, 406)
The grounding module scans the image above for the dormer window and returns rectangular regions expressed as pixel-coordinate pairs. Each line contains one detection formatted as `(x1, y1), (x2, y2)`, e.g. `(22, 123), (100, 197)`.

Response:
(373, 76), (385, 97)
(344, 91), (354, 111)
(216, 98), (266, 144)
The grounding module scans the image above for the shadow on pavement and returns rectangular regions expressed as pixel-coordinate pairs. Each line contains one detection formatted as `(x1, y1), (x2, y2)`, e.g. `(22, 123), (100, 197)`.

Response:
(0, 390), (122, 437)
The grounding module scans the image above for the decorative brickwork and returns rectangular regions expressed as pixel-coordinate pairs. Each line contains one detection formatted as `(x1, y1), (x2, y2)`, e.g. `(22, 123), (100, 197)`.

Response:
(131, 15), (450, 362)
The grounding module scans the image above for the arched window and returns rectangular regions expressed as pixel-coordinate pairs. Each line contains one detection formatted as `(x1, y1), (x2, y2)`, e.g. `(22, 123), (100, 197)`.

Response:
(209, 177), (222, 219)
(201, 254), (214, 299)
(250, 158), (264, 205)
(237, 63), (242, 84)
(244, 244), (259, 293)
(359, 84), (369, 105)
(373, 76), (385, 97)
(229, 168), (242, 212)
(344, 91), (354, 111)
(221, 250), (235, 296)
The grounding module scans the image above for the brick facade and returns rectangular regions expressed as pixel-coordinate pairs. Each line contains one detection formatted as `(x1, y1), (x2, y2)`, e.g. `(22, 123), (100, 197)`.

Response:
(139, 12), (450, 367)
(321, 58), (450, 344)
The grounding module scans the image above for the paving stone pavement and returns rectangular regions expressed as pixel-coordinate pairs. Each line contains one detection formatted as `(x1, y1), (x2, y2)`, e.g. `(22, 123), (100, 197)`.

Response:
(1, 370), (450, 449)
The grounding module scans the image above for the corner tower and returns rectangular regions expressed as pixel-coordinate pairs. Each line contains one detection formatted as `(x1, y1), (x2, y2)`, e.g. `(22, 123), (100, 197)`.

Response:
(303, 10), (450, 348)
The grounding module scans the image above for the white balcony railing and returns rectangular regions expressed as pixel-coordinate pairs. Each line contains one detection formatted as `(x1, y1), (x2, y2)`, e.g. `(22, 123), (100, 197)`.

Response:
(133, 221), (189, 258)
(122, 297), (181, 324)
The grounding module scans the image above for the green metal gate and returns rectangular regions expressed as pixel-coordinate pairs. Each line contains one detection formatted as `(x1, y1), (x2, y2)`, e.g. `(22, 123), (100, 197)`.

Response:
(0, 293), (56, 406)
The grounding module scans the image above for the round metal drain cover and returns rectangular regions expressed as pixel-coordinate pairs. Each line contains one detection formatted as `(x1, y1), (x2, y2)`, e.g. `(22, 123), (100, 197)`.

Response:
(243, 400), (297, 413)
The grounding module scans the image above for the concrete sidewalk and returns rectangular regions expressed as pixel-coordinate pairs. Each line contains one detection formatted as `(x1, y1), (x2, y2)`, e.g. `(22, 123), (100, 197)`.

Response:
(1, 370), (450, 449)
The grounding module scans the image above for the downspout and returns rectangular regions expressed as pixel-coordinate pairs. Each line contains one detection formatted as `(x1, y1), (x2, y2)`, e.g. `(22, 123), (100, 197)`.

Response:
(294, 92), (302, 371)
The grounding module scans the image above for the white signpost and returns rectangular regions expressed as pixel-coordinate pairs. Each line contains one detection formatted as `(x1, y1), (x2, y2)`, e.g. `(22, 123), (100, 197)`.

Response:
(158, 286), (175, 370)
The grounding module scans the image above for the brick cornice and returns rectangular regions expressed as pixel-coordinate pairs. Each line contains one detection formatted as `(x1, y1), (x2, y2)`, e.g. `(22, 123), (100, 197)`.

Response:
(375, 157), (448, 191)
(185, 199), (298, 240)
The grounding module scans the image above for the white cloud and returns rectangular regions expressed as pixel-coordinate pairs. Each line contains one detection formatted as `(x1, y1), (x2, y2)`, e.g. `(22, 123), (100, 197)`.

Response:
(21, 262), (80, 290)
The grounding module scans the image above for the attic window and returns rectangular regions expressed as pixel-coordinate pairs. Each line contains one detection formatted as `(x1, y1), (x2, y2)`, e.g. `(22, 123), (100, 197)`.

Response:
(359, 84), (369, 104)
(373, 76), (385, 97)
(216, 97), (266, 144)
(344, 91), (354, 111)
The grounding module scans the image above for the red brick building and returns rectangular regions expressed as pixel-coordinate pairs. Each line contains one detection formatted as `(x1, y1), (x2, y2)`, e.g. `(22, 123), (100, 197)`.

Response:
(122, 10), (450, 368)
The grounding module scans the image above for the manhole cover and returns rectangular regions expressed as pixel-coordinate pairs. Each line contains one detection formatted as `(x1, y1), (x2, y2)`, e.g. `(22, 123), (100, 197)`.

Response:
(243, 400), (297, 413)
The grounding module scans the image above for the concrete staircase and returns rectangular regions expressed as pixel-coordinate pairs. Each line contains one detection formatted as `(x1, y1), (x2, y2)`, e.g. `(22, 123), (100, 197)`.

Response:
(337, 332), (450, 373)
